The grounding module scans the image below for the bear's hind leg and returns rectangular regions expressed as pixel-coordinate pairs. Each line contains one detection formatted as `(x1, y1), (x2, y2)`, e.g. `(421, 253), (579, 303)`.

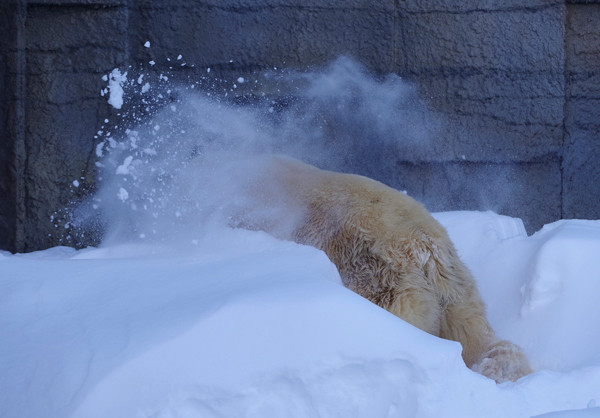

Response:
(385, 284), (442, 337)
(440, 286), (531, 382)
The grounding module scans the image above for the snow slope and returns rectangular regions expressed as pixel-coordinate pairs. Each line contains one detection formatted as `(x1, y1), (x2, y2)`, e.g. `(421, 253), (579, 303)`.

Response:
(2, 212), (600, 418)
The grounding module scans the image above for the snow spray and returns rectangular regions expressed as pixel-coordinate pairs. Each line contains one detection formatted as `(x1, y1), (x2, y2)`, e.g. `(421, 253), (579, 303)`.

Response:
(67, 56), (440, 247)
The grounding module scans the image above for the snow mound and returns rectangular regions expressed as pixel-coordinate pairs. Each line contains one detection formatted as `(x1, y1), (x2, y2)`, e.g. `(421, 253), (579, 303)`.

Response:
(522, 220), (600, 315)
(532, 407), (600, 418)
(2, 213), (600, 417)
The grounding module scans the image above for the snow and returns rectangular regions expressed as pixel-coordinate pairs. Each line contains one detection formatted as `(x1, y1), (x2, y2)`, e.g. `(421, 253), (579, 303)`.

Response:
(103, 68), (127, 110)
(435, 212), (600, 373)
(2, 212), (600, 418)
(115, 155), (134, 175)
(117, 187), (129, 201)
(7, 58), (600, 417)
(533, 408), (600, 418)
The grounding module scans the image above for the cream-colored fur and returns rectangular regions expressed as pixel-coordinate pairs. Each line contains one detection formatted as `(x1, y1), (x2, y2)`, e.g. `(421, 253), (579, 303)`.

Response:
(232, 155), (531, 382)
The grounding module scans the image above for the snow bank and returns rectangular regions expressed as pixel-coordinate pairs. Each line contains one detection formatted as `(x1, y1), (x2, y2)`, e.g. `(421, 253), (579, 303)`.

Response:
(435, 212), (600, 373)
(2, 213), (600, 418)
(533, 407), (600, 418)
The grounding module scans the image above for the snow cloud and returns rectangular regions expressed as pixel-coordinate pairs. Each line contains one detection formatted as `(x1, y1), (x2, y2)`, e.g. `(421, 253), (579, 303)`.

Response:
(79, 57), (440, 246)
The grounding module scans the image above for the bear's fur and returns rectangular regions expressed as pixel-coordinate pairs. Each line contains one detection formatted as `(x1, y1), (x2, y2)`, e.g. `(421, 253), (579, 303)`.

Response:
(229, 155), (531, 382)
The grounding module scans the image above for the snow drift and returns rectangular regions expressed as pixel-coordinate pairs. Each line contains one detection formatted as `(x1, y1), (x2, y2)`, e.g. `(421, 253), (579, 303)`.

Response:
(6, 57), (598, 418)
(2, 212), (600, 418)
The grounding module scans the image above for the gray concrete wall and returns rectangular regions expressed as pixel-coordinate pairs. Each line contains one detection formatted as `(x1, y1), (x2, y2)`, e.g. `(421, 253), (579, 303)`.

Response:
(1, 1), (23, 251)
(394, 1), (567, 229)
(564, 1), (600, 221)
(1, 0), (599, 251)
(23, 1), (128, 250)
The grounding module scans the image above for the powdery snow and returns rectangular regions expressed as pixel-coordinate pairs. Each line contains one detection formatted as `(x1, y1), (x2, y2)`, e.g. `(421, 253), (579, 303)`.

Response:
(102, 68), (127, 110)
(2, 212), (600, 418)
(117, 187), (129, 201)
(115, 155), (134, 175)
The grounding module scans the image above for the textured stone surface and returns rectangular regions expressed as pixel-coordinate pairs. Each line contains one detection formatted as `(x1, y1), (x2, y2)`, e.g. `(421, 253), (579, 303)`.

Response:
(402, 0), (563, 12)
(20, 3), (128, 251)
(134, 0), (395, 10)
(563, 3), (600, 220)
(0, 2), (16, 251)
(1, 0), (599, 251)
(31, 0), (125, 4)
(0, 1), (25, 253)
(398, 3), (565, 162)
(392, 161), (562, 233)
(129, 4), (396, 73)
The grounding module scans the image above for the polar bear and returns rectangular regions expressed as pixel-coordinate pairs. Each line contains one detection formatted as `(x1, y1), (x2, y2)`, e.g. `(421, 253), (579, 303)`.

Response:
(223, 154), (531, 382)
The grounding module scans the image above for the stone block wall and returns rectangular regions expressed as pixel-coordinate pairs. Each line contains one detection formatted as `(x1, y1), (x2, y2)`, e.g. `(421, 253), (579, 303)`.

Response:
(130, 1), (397, 73)
(394, 1), (567, 229)
(564, 1), (600, 220)
(23, 1), (129, 250)
(0, 1), (27, 252)
(1, 0), (599, 251)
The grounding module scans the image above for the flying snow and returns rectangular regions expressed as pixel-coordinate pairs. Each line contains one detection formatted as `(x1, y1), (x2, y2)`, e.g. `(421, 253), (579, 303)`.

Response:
(101, 68), (127, 110)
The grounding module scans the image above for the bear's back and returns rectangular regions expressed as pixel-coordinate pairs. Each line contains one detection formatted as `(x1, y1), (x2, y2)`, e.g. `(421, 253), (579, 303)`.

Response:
(263, 155), (450, 246)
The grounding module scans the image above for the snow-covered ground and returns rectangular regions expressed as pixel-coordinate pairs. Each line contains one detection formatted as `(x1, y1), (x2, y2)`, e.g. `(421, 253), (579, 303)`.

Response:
(2, 211), (600, 418)
(4, 57), (600, 417)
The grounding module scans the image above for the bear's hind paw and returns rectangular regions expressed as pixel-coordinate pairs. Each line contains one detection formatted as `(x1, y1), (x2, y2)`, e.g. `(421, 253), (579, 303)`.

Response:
(472, 340), (532, 383)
